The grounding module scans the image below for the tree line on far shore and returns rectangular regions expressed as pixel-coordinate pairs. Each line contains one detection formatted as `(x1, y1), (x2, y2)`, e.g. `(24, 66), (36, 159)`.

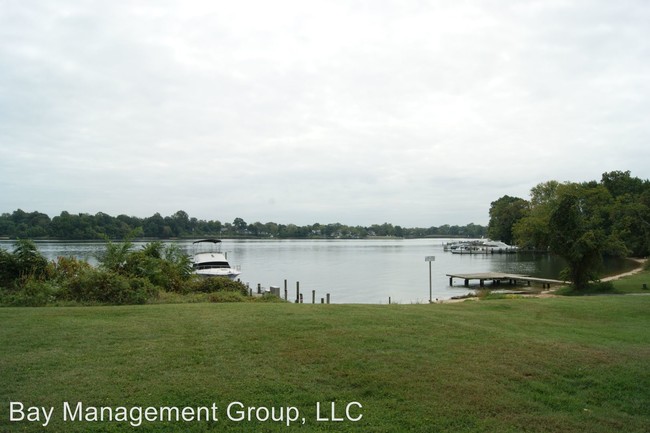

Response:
(0, 210), (487, 240)
(487, 170), (650, 289)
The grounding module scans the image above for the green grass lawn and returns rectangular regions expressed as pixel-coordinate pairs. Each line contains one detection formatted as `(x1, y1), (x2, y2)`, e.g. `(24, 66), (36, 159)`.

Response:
(1, 295), (649, 433)
(611, 266), (650, 294)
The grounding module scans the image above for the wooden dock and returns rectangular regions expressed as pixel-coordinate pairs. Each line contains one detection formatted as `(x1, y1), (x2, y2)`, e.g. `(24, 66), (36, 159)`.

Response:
(446, 272), (565, 289)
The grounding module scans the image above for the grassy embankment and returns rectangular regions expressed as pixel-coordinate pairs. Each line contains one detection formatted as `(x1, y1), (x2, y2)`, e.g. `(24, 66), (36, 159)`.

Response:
(1, 273), (649, 433)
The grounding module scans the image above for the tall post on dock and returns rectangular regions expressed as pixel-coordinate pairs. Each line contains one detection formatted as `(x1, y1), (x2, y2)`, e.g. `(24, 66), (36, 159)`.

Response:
(425, 256), (436, 303)
(296, 281), (300, 303)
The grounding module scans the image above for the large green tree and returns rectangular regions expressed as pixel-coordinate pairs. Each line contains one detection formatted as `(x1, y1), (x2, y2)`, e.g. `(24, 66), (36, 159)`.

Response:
(602, 171), (650, 256)
(512, 181), (561, 250)
(512, 177), (633, 289)
(487, 195), (528, 244)
(547, 185), (623, 289)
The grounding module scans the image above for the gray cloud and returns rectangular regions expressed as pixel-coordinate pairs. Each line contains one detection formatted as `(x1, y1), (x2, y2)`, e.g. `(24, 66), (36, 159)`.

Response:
(1, 0), (649, 226)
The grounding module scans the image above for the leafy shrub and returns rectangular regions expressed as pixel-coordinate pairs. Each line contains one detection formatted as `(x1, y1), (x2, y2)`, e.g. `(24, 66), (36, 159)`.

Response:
(590, 281), (616, 292)
(0, 241), (54, 303)
(557, 280), (617, 296)
(187, 276), (249, 295)
(49, 256), (92, 282)
(122, 243), (192, 292)
(13, 239), (49, 278)
(2, 239), (249, 306)
(1, 277), (58, 307)
(62, 269), (157, 305)
(97, 237), (134, 273)
(0, 240), (49, 288)
(98, 241), (192, 293)
(208, 291), (246, 303)
(0, 248), (18, 289)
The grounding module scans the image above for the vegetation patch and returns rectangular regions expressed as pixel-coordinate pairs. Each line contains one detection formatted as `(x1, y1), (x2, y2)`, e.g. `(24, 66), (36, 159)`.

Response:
(556, 281), (617, 296)
(489, 170), (650, 291)
(0, 239), (253, 306)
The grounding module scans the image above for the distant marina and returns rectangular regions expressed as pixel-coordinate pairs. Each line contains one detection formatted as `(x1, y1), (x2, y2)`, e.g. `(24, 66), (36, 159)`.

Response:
(443, 239), (518, 254)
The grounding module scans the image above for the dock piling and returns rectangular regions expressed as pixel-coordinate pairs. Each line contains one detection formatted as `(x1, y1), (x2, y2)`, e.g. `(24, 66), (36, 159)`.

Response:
(295, 281), (300, 303)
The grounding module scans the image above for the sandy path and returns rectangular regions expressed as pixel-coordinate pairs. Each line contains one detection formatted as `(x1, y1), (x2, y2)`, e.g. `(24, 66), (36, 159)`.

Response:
(601, 258), (647, 281)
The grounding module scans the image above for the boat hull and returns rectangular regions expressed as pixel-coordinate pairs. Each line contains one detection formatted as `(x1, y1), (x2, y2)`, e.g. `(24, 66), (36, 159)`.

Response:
(194, 268), (242, 279)
(191, 250), (241, 280)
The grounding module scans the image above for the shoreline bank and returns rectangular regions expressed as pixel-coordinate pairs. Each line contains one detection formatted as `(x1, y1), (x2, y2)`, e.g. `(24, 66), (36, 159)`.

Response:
(440, 258), (648, 303)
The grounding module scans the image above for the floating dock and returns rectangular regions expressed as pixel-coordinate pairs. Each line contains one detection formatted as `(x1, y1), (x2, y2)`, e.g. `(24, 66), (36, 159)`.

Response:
(446, 272), (565, 289)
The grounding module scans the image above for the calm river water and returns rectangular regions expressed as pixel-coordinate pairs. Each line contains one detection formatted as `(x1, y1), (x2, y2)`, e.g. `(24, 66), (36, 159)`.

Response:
(0, 239), (636, 304)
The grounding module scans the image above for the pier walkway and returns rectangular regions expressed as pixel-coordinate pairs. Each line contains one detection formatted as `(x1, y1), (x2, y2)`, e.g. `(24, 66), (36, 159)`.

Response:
(446, 272), (565, 289)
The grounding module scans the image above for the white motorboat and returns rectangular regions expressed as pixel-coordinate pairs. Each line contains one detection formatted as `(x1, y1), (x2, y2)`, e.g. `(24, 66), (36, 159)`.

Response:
(479, 240), (518, 253)
(450, 244), (482, 254)
(191, 239), (241, 279)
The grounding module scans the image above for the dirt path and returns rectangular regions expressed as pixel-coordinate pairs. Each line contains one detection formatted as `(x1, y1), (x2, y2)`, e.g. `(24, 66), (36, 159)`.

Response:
(600, 258), (647, 281)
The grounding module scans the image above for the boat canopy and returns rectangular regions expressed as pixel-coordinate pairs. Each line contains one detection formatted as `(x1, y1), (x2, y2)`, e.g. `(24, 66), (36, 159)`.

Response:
(193, 239), (222, 244)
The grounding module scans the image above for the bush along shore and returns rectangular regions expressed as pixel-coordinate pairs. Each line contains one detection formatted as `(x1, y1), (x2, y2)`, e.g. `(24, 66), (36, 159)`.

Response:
(0, 239), (281, 307)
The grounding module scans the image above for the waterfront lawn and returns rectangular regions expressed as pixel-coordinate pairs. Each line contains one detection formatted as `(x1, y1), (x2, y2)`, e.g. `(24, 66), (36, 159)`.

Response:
(611, 267), (650, 294)
(1, 297), (649, 433)
(553, 266), (650, 296)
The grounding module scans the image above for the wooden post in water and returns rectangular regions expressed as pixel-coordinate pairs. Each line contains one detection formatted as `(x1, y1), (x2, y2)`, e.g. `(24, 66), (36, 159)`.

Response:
(326, 293), (330, 304)
(296, 281), (300, 303)
(284, 279), (288, 301)
(312, 290), (315, 304)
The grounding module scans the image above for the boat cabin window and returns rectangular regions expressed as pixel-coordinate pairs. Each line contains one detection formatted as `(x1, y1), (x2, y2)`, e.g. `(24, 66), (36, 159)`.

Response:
(194, 261), (230, 269)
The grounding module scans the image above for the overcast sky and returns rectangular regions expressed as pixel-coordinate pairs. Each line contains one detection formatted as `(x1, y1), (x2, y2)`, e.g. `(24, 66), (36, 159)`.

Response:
(1, 0), (649, 227)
